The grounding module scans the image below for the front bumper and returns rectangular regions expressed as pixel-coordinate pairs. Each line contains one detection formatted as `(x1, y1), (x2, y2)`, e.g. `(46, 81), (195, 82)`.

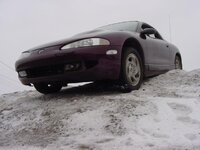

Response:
(15, 45), (122, 85)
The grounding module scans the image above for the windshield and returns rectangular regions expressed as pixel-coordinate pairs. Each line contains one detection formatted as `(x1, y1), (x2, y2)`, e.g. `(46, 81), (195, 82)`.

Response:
(97, 21), (138, 32)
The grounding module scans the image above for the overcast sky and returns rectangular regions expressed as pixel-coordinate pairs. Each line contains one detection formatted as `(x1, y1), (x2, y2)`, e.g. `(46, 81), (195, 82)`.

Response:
(0, 0), (200, 94)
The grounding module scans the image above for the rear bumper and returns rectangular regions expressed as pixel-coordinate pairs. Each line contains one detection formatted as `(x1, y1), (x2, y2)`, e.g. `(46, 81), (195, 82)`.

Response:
(15, 45), (122, 85)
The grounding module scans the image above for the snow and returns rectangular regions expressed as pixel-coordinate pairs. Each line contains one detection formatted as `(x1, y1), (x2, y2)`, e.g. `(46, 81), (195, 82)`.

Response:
(0, 69), (200, 150)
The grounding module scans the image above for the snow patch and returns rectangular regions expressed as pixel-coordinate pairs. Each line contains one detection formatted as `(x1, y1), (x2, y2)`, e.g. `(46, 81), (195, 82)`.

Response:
(1, 69), (200, 149)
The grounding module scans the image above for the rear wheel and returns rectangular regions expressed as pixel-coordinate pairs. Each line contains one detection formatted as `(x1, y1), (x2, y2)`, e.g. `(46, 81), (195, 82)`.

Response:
(120, 47), (143, 92)
(175, 55), (182, 69)
(34, 82), (62, 94)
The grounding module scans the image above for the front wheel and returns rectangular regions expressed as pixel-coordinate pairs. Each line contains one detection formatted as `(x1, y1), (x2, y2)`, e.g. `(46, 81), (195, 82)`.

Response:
(120, 47), (143, 92)
(34, 83), (62, 94)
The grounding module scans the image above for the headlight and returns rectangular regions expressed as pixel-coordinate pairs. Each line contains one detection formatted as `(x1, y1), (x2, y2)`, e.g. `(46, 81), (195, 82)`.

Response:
(61, 38), (110, 50)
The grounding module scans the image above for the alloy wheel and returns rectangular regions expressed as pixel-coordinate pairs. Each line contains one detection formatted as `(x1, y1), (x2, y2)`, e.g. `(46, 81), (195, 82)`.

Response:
(125, 53), (141, 86)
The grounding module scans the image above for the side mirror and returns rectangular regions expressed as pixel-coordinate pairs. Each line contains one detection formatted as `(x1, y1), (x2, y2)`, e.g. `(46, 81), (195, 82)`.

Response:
(141, 28), (157, 35)
(140, 28), (157, 39)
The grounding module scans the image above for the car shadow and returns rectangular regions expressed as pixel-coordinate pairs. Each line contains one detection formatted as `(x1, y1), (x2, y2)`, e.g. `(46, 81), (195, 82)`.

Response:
(34, 78), (152, 100)
(59, 82), (122, 97)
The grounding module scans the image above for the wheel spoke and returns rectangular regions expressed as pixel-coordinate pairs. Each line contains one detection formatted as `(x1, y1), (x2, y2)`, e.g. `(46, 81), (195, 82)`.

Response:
(133, 57), (137, 65)
(131, 74), (137, 81)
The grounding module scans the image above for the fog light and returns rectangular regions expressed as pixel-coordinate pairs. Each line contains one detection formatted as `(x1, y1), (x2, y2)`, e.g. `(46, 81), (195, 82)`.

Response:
(18, 71), (27, 77)
(106, 50), (117, 55)
(65, 64), (74, 71)
(64, 63), (80, 71)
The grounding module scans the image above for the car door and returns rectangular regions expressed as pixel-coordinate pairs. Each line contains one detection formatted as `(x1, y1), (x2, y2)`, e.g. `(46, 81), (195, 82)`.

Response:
(140, 24), (171, 71)
(145, 34), (171, 70)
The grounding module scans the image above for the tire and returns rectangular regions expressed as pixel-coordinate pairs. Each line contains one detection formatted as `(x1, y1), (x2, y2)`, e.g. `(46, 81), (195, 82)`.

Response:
(175, 55), (182, 69)
(34, 82), (62, 94)
(120, 47), (143, 92)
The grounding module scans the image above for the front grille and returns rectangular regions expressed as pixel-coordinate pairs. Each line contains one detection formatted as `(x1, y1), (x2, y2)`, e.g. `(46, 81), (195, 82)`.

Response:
(23, 60), (96, 78)
(26, 64), (65, 78)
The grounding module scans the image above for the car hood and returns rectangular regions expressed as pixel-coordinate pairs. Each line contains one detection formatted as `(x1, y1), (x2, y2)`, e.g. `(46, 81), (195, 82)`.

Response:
(26, 29), (115, 52)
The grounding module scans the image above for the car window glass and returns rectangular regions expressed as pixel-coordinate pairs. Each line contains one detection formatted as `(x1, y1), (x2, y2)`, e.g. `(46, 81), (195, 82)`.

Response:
(155, 32), (163, 40)
(97, 22), (138, 32)
(141, 24), (163, 40)
(147, 34), (156, 39)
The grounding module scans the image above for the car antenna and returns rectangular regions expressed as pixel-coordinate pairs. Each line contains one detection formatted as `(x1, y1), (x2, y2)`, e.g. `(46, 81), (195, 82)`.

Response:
(169, 15), (172, 42)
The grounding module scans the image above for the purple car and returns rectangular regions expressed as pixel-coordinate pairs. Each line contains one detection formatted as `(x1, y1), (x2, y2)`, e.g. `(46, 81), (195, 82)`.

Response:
(15, 21), (182, 94)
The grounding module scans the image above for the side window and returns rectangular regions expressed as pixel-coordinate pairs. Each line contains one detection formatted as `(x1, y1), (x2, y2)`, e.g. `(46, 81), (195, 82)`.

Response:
(148, 34), (156, 39)
(141, 24), (163, 40)
(154, 32), (163, 40)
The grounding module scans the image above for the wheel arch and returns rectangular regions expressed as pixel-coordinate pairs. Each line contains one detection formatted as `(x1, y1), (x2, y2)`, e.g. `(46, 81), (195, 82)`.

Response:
(175, 52), (183, 69)
(121, 38), (145, 68)
(175, 52), (182, 61)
